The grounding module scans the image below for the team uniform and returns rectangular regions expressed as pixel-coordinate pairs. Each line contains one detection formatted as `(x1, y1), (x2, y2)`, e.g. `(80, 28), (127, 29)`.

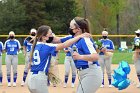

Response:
(28, 42), (58, 93)
(61, 36), (102, 93)
(98, 38), (115, 87)
(63, 47), (76, 88)
(0, 41), (3, 85)
(4, 39), (21, 87)
(133, 36), (140, 87)
(21, 38), (33, 85)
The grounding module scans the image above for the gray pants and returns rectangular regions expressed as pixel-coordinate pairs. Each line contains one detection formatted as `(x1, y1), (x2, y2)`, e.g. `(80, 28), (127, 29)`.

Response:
(24, 52), (30, 72)
(0, 56), (2, 77)
(28, 72), (48, 93)
(134, 58), (140, 75)
(98, 55), (112, 79)
(64, 56), (76, 76)
(5, 55), (18, 76)
(77, 65), (102, 93)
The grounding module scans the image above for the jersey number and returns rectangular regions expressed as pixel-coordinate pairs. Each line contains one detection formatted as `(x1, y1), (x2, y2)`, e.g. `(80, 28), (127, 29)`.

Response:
(33, 50), (40, 65)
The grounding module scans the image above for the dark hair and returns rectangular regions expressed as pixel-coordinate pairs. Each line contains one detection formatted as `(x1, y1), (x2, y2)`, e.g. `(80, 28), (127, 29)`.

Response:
(30, 25), (50, 64)
(74, 17), (90, 33)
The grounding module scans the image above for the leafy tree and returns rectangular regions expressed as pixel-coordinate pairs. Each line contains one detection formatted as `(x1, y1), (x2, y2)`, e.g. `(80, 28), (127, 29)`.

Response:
(0, 0), (26, 34)
(45, 0), (80, 34)
(20, 0), (47, 33)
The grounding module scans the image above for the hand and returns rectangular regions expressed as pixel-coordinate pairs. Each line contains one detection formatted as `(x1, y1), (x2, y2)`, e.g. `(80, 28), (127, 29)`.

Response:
(72, 52), (81, 60)
(100, 48), (107, 53)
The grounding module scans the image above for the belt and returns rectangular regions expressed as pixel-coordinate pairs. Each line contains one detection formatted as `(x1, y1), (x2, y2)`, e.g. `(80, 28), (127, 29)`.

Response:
(32, 71), (48, 76)
(78, 62), (100, 71)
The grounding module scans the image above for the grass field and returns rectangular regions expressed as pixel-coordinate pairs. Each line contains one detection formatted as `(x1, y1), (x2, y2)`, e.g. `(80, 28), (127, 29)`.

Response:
(1, 49), (133, 65)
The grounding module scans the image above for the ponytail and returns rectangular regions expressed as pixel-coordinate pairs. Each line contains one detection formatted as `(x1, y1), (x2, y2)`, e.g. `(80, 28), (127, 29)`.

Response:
(30, 36), (37, 65)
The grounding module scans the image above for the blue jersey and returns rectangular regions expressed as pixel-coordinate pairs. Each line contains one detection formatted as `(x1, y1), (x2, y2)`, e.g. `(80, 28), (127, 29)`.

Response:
(52, 51), (58, 56)
(99, 39), (115, 55)
(23, 39), (32, 52)
(134, 36), (140, 42)
(64, 47), (71, 56)
(0, 41), (3, 56)
(61, 36), (97, 69)
(4, 39), (21, 55)
(31, 42), (57, 73)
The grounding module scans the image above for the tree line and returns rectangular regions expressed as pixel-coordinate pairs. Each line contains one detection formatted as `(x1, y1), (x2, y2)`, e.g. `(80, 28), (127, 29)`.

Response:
(0, 0), (140, 37)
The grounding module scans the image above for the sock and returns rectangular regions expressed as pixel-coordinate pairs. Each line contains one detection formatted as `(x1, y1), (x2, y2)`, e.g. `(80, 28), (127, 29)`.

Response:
(7, 74), (11, 83)
(23, 72), (28, 82)
(64, 75), (68, 83)
(0, 77), (2, 82)
(102, 74), (104, 85)
(72, 75), (76, 84)
(137, 75), (140, 82)
(13, 73), (17, 83)
(108, 79), (111, 85)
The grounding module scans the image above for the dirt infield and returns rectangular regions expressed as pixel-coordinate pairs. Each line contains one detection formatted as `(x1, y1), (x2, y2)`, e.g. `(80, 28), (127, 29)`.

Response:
(0, 64), (140, 93)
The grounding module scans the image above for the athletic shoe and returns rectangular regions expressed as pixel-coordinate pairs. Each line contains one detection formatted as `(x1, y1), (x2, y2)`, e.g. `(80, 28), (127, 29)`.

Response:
(63, 83), (67, 88)
(8, 82), (11, 87)
(100, 84), (104, 88)
(53, 84), (56, 87)
(109, 85), (113, 88)
(13, 82), (16, 87)
(21, 81), (25, 86)
(71, 83), (75, 88)
(137, 83), (140, 88)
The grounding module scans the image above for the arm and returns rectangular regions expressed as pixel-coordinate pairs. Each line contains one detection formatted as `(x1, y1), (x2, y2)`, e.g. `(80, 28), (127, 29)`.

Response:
(73, 52), (99, 62)
(23, 46), (27, 56)
(55, 35), (82, 51)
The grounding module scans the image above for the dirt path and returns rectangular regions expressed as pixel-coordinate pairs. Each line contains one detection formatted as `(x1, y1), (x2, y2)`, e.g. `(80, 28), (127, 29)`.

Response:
(0, 65), (140, 93)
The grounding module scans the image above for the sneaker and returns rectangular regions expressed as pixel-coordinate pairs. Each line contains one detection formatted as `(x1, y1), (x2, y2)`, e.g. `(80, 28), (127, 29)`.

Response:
(63, 83), (67, 88)
(21, 81), (25, 86)
(0, 82), (2, 86)
(100, 84), (104, 88)
(53, 84), (56, 87)
(13, 82), (16, 87)
(8, 82), (11, 87)
(109, 85), (113, 88)
(137, 83), (140, 88)
(71, 83), (75, 88)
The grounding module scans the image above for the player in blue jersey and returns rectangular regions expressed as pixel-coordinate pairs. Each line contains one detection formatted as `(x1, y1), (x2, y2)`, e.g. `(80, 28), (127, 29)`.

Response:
(4, 31), (21, 87)
(133, 29), (140, 88)
(55, 17), (102, 93)
(21, 28), (37, 86)
(27, 25), (87, 93)
(63, 47), (76, 88)
(0, 41), (3, 86)
(98, 30), (115, 88)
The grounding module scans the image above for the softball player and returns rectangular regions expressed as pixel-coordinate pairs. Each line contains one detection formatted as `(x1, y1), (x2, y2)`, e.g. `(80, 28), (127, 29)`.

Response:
(60, 17), (102, 93)
(133, 29), (140, 88)
(27, 25), (85, 93)
(4, 31), (21, 87)
(21, 28), (37, 86)
(0, 41), (3, 85)
(98, 31), (115, 88)
(63, 47), (76, 88)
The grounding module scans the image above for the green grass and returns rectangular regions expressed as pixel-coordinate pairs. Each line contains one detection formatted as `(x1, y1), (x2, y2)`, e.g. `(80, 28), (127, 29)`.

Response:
(1, 50), (133, 65)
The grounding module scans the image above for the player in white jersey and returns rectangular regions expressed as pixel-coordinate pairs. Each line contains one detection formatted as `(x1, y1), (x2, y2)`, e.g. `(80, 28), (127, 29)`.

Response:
(133, 29), (140, 88)
(0, 41), (4, 85)
(21, 28), (37, 86)
(63, 47), (76, 88)
(4, 31), (21, 87)
(27, 25), (87, 93)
